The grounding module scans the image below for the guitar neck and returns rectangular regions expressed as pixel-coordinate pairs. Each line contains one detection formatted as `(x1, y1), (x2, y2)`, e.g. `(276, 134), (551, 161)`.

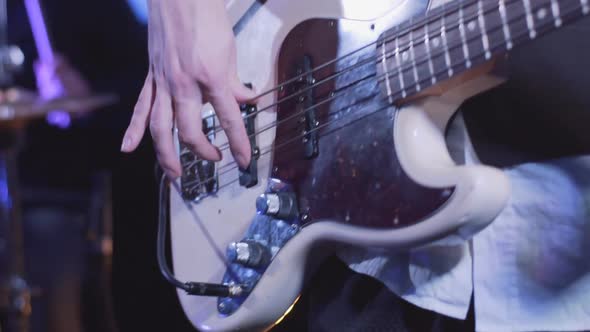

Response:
(377, 0), (589, 101)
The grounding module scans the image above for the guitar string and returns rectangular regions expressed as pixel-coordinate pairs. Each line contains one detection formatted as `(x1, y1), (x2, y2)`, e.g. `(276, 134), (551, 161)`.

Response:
(171, 0), (481, 286)
(181, 81), (379, 188)
(182, 2), (583, 192)
(183, 2), (531, 172)
(166, 1), (583, 290)
(203, 0), (549, 154)
(189, 0), (574, 176)
(212, 6), (511, 154)
(213, 100), (388, 192)
(201, 0), (521, 130)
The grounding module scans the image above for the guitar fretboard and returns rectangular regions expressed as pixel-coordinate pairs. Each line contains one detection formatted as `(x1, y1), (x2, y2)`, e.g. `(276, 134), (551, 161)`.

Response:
(377, 0), (589, 101)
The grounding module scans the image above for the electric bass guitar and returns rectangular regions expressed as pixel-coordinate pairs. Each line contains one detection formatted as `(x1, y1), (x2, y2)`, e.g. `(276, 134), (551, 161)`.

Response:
(163, 0), (589, 330)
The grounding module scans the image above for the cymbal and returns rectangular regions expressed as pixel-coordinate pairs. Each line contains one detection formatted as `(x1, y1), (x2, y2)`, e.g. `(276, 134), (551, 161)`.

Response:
(0, 87), (118, 123)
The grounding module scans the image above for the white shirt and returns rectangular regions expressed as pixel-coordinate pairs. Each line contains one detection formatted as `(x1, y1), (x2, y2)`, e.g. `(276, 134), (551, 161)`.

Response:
(338, 114), (590, 331)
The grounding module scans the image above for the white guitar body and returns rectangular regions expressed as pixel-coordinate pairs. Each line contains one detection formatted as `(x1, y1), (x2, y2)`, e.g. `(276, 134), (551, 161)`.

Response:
(169, 0), (510, 330)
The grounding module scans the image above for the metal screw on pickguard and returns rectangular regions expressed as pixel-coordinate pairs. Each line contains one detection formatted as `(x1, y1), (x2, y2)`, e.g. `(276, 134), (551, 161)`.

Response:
(300, 213), (310, 223)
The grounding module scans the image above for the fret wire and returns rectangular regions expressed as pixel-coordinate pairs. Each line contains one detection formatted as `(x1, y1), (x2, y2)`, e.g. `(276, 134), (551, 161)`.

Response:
(380, 0), (533, 65)
(196, 0), (590, 158)
(440, 12), (453, 76)
(212, 3), (560, 189)
(385, 0), (504, 72)
(458, 4), (472, 68)
(381, 0), (530, 46)
(225, 0), (501, 112)
(206, 2), (590, 188)
(382, 0), (584, 95)
(477, 0), (492, 59)
(377, 0), (579, 55)
(408, 29), (421, 91)
(394, 36), (406, 98)
(378, 0), (588, 97)
(199, 1), (590, 176)
(523, 0), (537, 38)
(381, 40), (394, 103)
(499, 0), (514, 49)
(384, 2), (585, 102)
(551, 0), (563, 26)
(381, 0), (500, 42)
(423, 24), (437, 84)
(376, 0), (588, 105)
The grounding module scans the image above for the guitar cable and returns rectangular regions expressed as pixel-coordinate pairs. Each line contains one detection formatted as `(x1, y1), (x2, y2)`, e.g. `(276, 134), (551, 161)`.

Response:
(156, 171), (243, 298)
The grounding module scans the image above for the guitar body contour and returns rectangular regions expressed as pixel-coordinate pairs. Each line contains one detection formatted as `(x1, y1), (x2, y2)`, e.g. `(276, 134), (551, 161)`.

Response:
(169, 0), (510, 330)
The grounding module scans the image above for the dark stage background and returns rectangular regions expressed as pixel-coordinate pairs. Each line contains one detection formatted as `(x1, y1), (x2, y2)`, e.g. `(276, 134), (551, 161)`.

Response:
(8, 0), (195, 331)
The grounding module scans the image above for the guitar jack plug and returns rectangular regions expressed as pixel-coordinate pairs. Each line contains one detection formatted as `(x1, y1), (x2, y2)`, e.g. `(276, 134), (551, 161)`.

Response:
(157, 173), (246, 298)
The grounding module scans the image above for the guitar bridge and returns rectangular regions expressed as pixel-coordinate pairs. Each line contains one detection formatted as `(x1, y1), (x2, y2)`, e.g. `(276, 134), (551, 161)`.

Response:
(180, 115), (218, 202)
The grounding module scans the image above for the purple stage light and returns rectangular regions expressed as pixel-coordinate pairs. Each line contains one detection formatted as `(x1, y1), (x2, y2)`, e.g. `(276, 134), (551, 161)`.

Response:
(24, 0), (71, 128)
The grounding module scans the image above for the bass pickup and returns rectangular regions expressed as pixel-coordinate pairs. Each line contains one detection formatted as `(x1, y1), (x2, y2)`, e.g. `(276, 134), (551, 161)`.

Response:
(297, 55), (319, 159)
(239, 84), (260, 188)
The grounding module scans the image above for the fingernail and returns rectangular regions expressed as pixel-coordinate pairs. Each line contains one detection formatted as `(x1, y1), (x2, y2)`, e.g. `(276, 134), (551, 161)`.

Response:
(120, 136), (132, 152)
(236, 153), (250, 169)
(166, 169), (181, 180)
(214, 147), (223, 161)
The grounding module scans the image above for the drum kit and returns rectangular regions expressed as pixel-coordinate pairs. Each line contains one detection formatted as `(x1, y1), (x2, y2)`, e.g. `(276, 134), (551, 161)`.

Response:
(0, 0), (117, 331)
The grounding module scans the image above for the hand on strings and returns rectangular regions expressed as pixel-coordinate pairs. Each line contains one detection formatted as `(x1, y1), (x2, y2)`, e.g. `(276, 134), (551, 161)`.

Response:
(121, 0), (256, 179)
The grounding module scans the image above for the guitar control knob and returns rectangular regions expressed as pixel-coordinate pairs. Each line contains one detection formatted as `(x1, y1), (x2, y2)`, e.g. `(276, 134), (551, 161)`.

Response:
(256, 192), (298, 220)
(226, 240), (271, 268)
